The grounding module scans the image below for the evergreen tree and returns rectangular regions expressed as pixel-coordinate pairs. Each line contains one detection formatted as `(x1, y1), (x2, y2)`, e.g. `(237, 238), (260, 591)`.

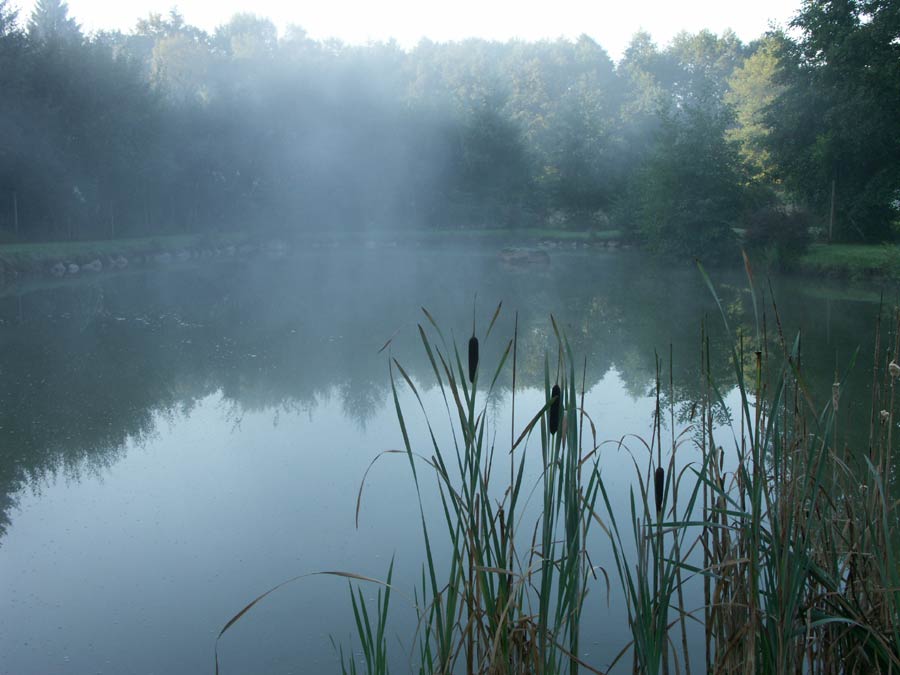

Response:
(27, 0), (80, 46)
(0, 0), (18, 37)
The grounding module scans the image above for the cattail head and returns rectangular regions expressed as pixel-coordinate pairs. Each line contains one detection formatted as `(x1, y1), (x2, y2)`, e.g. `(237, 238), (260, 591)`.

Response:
(468, 335), (479, 383)
(549, 384), (561, 435)
(654, 467), (665, 514)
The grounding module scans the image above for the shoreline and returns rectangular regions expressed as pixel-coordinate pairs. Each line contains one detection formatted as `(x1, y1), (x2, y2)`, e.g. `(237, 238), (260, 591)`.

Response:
(0, 229), (627, 287)
(3, 231), (897, 288)
(795, 243), (900, 282)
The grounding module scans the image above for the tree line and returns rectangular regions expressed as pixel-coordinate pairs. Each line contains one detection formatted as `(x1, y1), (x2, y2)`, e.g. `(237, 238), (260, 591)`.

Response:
(1, 0), (897, 259)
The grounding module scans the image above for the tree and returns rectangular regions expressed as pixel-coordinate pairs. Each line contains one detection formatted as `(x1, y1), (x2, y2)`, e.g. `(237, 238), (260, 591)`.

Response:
(725, 39), (785, 182)
(634, 102), (743, 260)
(150, 32), (212, 103)
(27, 0), (80, 46)
(767, 0), (900, 241)
(455, 96), (535, 227)
(214, 14), (277, 60)
(665, 29), (747, 104)
(0, 0), (18, 36)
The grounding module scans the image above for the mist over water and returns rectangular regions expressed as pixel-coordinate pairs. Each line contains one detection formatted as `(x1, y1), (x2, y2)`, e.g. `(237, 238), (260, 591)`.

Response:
(2, 0), (899, 670)
(0, 247), (882, 673)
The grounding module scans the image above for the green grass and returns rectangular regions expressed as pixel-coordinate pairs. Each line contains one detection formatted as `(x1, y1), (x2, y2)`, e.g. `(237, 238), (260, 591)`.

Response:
(292, 227), (623, 244)
(798, 243), (900, 279)
(423, 228), (622, 242)
(0, 228), (622, 265)
(0, 232), (249, 265)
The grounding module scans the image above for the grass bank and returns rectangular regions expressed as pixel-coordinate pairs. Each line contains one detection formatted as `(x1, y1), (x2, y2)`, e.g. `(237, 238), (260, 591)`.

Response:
(0, 227), (622, 259)
(0, 228), (625, 286)
(421, 227), (622, 243)
(290, 227), (623, 247)
(0, 232), (259, 286)
(798, 243), (900, 280)
(0, 232), (250, 266)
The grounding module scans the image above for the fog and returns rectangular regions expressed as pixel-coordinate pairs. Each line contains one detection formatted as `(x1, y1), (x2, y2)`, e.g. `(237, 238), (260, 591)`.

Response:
(3, 2), (897, 252)
(1, 1), (898, 672)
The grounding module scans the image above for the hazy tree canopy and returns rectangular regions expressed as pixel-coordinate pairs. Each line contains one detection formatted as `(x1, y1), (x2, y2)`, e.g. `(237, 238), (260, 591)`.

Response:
(0, 1), (897, 255)
(213, 14), (277, 59)
(27, 0), (80, 46)
(0, 0), (18, 36)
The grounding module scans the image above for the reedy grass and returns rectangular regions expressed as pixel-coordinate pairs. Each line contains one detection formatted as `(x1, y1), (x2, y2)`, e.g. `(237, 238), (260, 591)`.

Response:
(216, 264), (899, 674)
(383, 306), (603, 675)
(694, 260), (900, 674)
(338, 559), (395, 675)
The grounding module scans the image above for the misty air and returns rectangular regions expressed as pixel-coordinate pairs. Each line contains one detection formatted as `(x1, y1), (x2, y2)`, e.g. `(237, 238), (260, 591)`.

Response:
(1, 0), (899, 673)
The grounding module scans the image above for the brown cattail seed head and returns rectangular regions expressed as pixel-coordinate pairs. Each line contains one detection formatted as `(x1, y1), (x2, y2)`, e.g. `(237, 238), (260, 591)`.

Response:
(890, 361), (900, 379)
(654, 467), (665, 514)
(549, 384), (561, 435)
(468, 336), (479, 383)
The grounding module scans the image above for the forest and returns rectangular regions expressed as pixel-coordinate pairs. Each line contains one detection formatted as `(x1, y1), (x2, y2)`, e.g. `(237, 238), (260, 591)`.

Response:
(0, 0), (898, 261)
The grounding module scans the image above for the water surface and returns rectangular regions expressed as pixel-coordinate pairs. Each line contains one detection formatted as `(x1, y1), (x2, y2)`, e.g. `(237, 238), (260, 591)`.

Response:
(0, 247), (886, 673)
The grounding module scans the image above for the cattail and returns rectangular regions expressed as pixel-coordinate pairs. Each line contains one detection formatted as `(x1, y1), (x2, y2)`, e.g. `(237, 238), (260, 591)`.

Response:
(654, 467), (665, 514)
(549, 384), (561, 435)
(468, 335), (479, 383)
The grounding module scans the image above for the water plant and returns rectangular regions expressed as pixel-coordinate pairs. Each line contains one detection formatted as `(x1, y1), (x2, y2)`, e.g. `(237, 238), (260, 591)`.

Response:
(376, 306), (602, 674)
(216, 265), (900, 674)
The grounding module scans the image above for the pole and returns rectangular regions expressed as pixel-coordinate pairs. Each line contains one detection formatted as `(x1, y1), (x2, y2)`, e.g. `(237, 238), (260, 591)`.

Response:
(829, 179), (835, 242)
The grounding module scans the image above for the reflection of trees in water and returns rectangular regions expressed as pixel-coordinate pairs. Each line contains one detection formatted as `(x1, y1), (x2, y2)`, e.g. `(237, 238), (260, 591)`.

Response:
(0, 250), (882, 542)
(339, 377), (389, 431)
(0, 292), (205, 538)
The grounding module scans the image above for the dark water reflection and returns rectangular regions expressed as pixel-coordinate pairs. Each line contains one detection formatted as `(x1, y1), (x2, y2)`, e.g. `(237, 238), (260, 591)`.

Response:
(0, 247), (887, 673)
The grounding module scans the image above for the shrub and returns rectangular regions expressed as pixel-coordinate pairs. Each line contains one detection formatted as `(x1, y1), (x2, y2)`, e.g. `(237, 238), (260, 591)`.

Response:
(744, 205), (811, 269)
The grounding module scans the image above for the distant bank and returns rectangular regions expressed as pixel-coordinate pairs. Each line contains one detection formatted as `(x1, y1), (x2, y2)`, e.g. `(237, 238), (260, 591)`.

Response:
(0, 233), (270, 288)
(0, 229), (626, 287)
(796, 244), (900, 282)
(2, 231), (896, 287)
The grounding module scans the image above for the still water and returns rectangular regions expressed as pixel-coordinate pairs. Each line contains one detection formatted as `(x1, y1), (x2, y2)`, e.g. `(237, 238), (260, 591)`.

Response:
(0, 246), (886, 674)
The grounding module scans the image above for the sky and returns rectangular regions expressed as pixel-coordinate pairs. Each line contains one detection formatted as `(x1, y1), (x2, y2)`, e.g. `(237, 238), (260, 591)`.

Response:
(14, 0), (802, 59)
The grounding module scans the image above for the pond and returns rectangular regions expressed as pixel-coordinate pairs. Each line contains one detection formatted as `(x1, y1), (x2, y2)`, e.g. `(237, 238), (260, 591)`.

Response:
(0, 245), (888, 674)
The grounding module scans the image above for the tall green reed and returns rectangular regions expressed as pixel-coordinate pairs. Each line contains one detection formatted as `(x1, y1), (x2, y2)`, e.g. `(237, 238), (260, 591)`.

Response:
(381, 307), (602, 675)
(215, 268), (898, 674)
(695, 259), (900, 674)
